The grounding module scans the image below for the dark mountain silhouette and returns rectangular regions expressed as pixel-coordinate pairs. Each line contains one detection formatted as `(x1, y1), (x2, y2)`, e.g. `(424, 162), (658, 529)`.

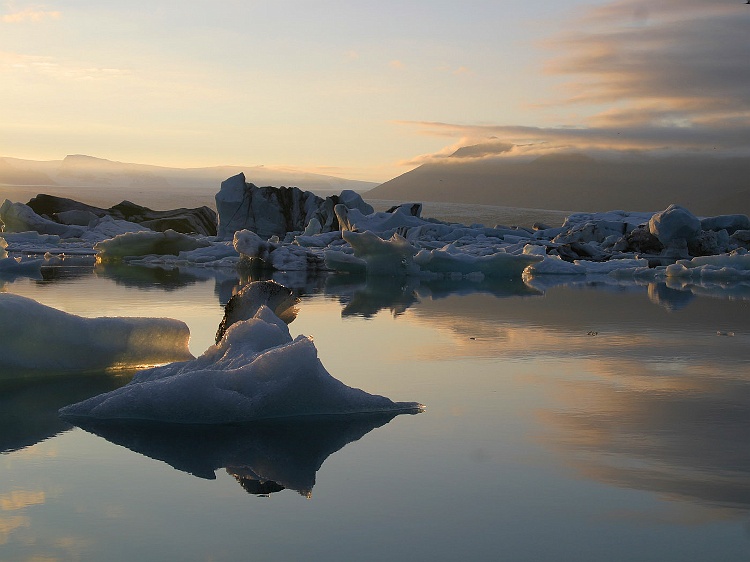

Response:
(368, 152), (750, 215)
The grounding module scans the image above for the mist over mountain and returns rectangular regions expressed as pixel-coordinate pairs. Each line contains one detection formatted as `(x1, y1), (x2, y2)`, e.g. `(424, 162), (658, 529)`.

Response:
(368, 151), (750, 216)
(0, 155), (377, 209)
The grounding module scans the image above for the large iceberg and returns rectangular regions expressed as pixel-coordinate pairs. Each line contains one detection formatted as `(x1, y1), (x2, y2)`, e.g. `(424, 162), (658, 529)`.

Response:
(60, 305), (422, 424)
(215, 173), (374, 240)
(0, 294), (193, 377)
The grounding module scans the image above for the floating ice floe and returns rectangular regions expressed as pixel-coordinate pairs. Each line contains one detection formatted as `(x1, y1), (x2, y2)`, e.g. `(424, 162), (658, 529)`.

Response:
(0, 237), (43, 277)
(60, 305), (422, 424)
(0, 294), (193, 377)
(94, 229), (211, 262)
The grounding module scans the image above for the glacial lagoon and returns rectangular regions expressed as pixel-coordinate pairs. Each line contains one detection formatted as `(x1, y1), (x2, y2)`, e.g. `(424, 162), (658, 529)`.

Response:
(1, 259), (749, 561)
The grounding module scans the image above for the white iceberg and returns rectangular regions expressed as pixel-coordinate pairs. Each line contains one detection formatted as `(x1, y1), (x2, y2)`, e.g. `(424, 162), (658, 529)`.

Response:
(94, 229), (211, 262)
(0, 294), (193, 377)
(60, 306), (421, 424)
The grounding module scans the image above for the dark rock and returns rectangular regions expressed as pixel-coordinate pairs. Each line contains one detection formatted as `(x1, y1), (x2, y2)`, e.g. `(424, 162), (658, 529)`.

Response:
(26, 194), (217, 236)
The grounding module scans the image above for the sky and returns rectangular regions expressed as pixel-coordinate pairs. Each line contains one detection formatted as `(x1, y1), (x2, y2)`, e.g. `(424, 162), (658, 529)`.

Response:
(2, 0), (749, 182)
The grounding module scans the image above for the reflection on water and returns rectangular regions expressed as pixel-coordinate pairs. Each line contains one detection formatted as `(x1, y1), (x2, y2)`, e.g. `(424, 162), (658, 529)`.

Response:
(68, 412), (411, 498)
(3, 261), (750, 559)
(325, 275), (541, 318)
(540, 368), (750, 519)
(0, 372), (132, 453)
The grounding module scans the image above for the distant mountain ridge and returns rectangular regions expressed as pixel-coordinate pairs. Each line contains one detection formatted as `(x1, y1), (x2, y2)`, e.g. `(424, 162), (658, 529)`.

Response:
(0, 154), (377, 193)
(367, 151), (750, 216)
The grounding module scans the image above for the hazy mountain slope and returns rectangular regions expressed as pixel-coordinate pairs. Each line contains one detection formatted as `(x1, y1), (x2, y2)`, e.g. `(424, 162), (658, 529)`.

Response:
(0, 159), (57, 186)
(1, 155), (377, 192)
(368, 153), (750, 216)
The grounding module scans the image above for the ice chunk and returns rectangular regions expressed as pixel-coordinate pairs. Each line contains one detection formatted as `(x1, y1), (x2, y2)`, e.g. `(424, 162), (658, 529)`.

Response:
(700, 214), (750, 234)
(524, 255), (586, 275)
(81, 215), (151, 244)
(0, 255), (44, 278)
(94, 229), (211, 262)
(60, 305), (422, 424)
(215, 280), (299, 342)
(341, 230), (419, 276)
(414, 244), (542, 278)
(338, 190), (374, 215)
(233, 229), (325, 271)
(649, 204), (701, 246)
(0, 199), (85, 238)
(0, 294), (193, 377)
(335, 203), (426, 233)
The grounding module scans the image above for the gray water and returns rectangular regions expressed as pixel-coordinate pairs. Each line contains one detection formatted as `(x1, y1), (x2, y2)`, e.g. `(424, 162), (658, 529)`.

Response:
(1, 262), (750, 561)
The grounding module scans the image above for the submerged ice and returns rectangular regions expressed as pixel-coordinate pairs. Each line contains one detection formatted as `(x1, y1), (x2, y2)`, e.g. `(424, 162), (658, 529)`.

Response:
(60, 304), (421, 424)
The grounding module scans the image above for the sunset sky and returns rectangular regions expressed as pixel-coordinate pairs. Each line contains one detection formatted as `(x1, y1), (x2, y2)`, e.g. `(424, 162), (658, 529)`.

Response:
(2, 0), (748, 181)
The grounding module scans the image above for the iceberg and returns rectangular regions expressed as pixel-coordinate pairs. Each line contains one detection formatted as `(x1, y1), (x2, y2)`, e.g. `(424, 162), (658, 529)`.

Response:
(60, 305), (422, 424)
(94, 229), (211, 262)
(0, 294), (193, 377)
(214, 174), (373, 240)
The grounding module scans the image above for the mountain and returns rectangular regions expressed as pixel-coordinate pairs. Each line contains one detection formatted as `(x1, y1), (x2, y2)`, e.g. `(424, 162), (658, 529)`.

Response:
(367, 152), (750, 216)
(0, 154), (377, 210)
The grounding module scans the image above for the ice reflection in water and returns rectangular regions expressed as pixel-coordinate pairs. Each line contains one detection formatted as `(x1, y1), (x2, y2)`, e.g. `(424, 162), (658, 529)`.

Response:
(67, 413), (413, 498)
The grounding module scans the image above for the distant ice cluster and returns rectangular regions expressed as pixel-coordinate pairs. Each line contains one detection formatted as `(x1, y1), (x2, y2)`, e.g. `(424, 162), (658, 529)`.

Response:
(2, 172), (749, 285)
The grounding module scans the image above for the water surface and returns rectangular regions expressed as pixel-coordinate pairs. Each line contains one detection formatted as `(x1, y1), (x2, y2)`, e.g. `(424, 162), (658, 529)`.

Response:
(1, 265), (749, 561)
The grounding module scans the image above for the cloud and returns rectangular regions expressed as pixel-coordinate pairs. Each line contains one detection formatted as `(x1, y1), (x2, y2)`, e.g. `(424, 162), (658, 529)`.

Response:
(546, 1), (750, 127)
(1, 6), (60, 23)
(395, 136), (514, 166)
(0, 51), (130, 81)
(400, 1), (750, 162)
(389, 59), (405, 70)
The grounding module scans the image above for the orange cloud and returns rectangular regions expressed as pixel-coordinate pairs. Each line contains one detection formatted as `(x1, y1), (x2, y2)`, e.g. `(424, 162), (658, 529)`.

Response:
(1, 7), (60, 23)
(397, 1), (750, 163)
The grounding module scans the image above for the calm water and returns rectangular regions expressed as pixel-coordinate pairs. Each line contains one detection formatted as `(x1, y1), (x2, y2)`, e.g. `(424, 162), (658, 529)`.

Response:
(2, 262), (750, 561)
